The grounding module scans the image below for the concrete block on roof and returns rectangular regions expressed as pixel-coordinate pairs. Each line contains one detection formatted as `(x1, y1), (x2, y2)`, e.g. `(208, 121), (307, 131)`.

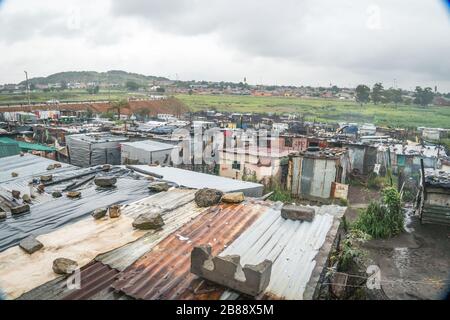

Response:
(191, 245), (272, 297)
(19, 235), (43, 254)
(281, 204), (315, 222)
(221, 192), (245, 204)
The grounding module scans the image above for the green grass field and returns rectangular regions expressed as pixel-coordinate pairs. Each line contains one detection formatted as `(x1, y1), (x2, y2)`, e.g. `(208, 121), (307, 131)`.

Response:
(175, 94), (450, 129)
(1, 90), (449, 129)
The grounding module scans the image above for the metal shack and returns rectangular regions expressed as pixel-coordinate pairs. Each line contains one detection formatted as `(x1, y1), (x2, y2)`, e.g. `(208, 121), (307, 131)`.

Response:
(120, 140), (177, 165)
(66, 133), (129, 167)
(342, 143), (378, 176)
(417, 169), (450, 226)
(287, 148), (349, 201)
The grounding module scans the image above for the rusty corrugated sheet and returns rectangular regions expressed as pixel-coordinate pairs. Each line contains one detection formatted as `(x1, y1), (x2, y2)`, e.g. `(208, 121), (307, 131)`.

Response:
(62, 261), (119, 300)
(112, 200), (271, 300)
(97, 200), (206, 271)
(18, 261), (119, 300)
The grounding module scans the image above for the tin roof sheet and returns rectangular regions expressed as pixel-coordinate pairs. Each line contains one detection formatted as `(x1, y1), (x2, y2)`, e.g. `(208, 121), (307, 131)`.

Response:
(18, 261), (119, 301)
(219, 204), (346, 300)
(97, 190), (205, 271)
(121, 140), (176, 152)
(112, 200), (271, 300)
(128, 166), (264, 196)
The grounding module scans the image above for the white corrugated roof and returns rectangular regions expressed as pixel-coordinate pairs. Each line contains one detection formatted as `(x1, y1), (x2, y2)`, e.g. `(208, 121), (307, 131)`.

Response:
(121, 140), (176, 152)
(220, 203), (346, 300)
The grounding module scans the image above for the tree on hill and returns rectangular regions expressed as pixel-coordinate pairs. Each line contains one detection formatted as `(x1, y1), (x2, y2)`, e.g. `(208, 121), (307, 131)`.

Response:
(355, 85), (371, 105)
(371, 82), (384, 104)
(126, 81), (140, 91)
(414, 86), (434, 106)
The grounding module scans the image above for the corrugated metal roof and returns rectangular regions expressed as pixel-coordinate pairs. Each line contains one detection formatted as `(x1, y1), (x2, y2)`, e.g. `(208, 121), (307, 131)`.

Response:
(97, 190), (205, 271)
(128, 165), (264, 197)
(112, 200), (271, 300)
(0, 153), (75, 183)
(18, 261), (119, 300)
(121, 140), (176, 152)
(219, 204), (346, 300)
(62, 262), (119, 300)
(0, 213), (147, 299)
(120, 188), (197, 218)
(0, 176), (150, 252)
(67, 133), (129, 144)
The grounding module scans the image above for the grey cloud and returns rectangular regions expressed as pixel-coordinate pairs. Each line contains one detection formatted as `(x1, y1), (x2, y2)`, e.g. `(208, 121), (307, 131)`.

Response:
(110, 0), (450, 82)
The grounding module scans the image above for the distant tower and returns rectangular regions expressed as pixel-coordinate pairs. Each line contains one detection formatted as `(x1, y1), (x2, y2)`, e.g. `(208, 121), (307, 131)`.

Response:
(244, 77), (247, 84)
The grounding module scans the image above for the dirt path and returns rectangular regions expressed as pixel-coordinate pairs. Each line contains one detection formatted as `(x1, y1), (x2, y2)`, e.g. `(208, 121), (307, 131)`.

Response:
(362, 211), (450, 300)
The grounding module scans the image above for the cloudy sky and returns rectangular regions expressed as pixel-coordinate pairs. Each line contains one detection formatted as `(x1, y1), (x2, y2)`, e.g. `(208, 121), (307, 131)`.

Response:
(0, 0), (449, 90)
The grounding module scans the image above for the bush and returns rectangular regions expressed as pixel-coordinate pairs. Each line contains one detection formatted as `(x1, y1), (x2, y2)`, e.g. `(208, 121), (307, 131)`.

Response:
(330, 229), (370, 272)
(353, 187), (404, 239)
(268, 185), (293, 203)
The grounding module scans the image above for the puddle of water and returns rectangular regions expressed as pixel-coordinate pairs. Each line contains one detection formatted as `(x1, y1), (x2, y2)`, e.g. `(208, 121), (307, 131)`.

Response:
(393, 247), (410, 279)
(403, 204), (415, 233)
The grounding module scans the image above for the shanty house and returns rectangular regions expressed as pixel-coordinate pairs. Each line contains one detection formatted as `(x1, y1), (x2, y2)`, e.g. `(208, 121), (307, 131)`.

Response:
(416, 169), (450, 226)
(287, 148), (349, 201)
(219, 147), (289, 186)
(66, 133), (129, 167)
(120, 140), (177, 165)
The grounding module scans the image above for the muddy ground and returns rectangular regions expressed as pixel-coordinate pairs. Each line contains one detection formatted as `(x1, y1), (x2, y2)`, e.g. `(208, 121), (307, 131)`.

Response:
(345, 185), (450, 300)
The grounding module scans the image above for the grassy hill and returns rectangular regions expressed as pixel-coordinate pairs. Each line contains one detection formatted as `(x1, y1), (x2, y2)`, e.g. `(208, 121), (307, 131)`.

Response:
(21, 70), (169, 86)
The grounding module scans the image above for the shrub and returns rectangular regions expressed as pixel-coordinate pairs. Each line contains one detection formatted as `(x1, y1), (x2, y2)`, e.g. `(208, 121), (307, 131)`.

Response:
(331, 229), (370, 272)
(353, 187), (403, 239)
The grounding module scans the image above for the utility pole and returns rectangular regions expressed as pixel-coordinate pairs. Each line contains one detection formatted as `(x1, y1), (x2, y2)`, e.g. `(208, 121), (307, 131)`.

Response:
(24, 71), (31, 108)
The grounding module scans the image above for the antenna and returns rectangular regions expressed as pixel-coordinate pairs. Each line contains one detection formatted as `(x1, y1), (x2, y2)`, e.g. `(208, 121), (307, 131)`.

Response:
(24, 71), (31, 107)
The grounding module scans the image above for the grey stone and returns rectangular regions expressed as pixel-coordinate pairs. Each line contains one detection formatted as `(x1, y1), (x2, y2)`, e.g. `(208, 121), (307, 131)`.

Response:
(40, 175), (53, 182)
(22, 194), (31, 203)
(195, 188), (224, 207)
(94, 177), (117, 188)
(0, 211), (6, 219)
(92, 208), (107, 220)
(148, 182), (170, 192)
(12, 190), (21, 199)
(11, 204), (30, 215)
(67, 191), (81, 198)
(52, 191), (62, 198)
(19, 235), (43, 254)
(52, 258), (78, 275)
(221, 192), (245, 204)
(132, 210), (165, 230)
(47, 164), (55, 170)
(281, 205), (315, 222)
(11, 172), (18, 177)
(191, 245), (272, 297)
(108, 205), (121, 218)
